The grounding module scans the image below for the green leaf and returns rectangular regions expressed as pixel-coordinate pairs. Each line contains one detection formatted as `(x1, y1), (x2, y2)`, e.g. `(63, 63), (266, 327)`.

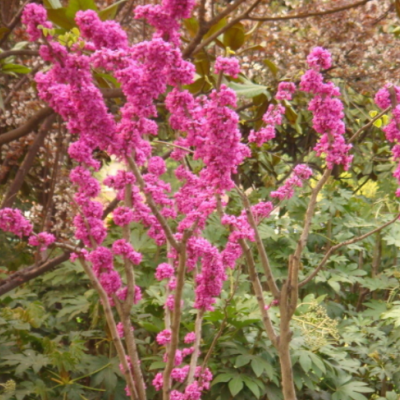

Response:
(183, 17), (199, 38)
(203, 18), (227, 40)
(1, 64), (31, 74)
(47, 8), (76, 30)
(299, 352), (312, 373)
(44, 0), (63, 9)
(223, 23), (245, 50)
(263, 59), (279, 77)
(0, 27), (10, 40)
(333, 381), (374, 400)
(67, 0), (98, 20)
(235, 355), (251, 368)
(243, 378), (261, 398)
(228, 80), (270, 99)
(228, 377), (244, 396)
(98, 0), (127, 21)
(251, 359), (264, 377)
(212, 373), (233, 385)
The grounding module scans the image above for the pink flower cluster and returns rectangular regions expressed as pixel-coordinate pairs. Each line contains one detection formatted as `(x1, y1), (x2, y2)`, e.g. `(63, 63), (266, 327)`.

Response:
(374, 85), (400, 196)
(270, 164), (313, 201)
(153, 367), (213, 399)
(135, 0), (195, 45)
(21, 3), (52, 42)
(0, 208), (33, 237)
(249, 81), (296, 147)
(28, 232), (56, 251)
(249, 104), (285, 147)
(214, 57), (240, 78)
(300, 47), (353, 170)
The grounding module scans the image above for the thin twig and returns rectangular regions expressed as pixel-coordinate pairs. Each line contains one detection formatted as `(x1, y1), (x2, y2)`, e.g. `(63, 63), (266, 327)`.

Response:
(299, 213), (400, 287)
(247, 0), (372, 21)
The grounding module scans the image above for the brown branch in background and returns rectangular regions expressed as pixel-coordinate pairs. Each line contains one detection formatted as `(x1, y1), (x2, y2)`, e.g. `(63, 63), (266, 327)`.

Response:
(0, 88), (123, 146)
(1, 114), (57, 209)
(349, 106), (391, 143)
(0, 195), (120, 297)
(0, 0), (30, 47)
(191, 0), (262, 56)
(299, 213), (400, 288)
(0, 107), (54, 146)
(247, 0), (372, 22)
(0, 49), (39, 60)
(0, 252), (70, 297)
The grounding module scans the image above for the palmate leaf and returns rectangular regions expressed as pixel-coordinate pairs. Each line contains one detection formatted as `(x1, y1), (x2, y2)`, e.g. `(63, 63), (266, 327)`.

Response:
(1, 350), (49, 375)
(381, 302), (400, 327)
(332, 381), (374, 400)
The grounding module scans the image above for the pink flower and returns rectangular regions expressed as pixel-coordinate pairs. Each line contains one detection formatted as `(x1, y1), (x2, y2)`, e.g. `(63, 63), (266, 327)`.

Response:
(214, 57), (240, 78)
(117, 322), (124, 337)
(306, 46), (332, 70)
(113, 206), (134, 226)
(112, 239), (142, 265)
(28, 232), (56, 251)
(22, 4), (52, 42)
(156, 329), (172, 345)
(99, 270), (122, 294)
(152, 373), (163, 391)
(0, 208), (33, 237)
(276, 82), (296, 101)
(155, 263), (175, 280)
(148, 156), (167, 175)
(171, 365), (190, 383)
(184, 332), (196, 343)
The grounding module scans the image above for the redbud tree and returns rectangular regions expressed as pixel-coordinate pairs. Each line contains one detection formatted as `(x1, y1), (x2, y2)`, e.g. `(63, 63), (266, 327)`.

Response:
(1, 1), (400, 400)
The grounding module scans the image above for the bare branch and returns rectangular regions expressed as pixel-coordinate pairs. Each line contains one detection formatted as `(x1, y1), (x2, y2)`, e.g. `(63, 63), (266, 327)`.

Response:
(0, 107), (54, 146)
(247, 0), (372, 22)
(0, 49), (39, 61)
(1, 114), (57, 209)
(191, 0), (262, 56)
(299, 213), (400, 288)
(349, 106), (391, 143)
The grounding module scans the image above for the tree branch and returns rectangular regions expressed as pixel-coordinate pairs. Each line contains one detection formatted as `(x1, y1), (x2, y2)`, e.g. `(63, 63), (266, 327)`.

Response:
(239, 238), (278, 348)
(0, 49), (39, 61)
(79, 258), (137, 400)
(127, 155), (180, 251)
(299, 213), (400, 288)
(0, 88), (123, 146)
(191, 0), (262, 56)
(1, 114), (57, 209)
(236, 187), (280, 298)
(349, 106), (391, 143)
(247, 0), (372, 22)
(0, 195), (120, 297)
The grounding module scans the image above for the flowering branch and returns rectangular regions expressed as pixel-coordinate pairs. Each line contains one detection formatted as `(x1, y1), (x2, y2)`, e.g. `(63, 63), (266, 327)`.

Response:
(78, 258), (137, 400)
(236, 188), (280, 298)
(238, 238), (278, 348)
(127, 156), (180, 251)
